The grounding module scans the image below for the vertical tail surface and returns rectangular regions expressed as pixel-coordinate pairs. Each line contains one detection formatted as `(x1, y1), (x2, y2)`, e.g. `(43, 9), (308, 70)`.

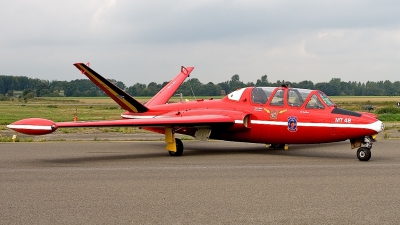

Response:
(74, 63), (148, 113)
(145, 66), (194, 107)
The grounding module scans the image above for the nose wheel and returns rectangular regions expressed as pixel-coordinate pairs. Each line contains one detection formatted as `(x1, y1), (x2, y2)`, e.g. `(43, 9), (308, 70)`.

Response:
(354, 136), (374, 161)
(357, 147), (371, 161)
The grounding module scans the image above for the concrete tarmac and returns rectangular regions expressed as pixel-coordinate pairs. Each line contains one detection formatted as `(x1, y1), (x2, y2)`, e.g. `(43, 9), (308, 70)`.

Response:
(1, 140), (400, 224)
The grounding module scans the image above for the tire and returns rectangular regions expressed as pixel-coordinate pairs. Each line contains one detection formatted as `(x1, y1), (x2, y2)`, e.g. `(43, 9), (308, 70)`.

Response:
(366, 150), (372, 161)
(357, 147), (371, 161)
(169, 138), (183, 157)
(270, 144), (285, 149)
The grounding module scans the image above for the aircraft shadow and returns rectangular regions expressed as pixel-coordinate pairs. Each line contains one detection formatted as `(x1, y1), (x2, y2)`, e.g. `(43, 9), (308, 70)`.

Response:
(38, 143), (170, 165)
(37, 141), (355, 165)
(40, 152), (167, 165)
(182, 141), (354, 159)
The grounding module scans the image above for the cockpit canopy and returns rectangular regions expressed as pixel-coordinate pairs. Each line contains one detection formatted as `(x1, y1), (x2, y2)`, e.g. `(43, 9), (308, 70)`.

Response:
(227, 87), (336, 109)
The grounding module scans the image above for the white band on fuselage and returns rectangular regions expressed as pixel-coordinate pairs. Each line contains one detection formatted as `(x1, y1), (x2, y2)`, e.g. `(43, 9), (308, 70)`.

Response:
(6, 125), (53, 130)
(238, 120), (383, 132)
(121, 115), (157, 119)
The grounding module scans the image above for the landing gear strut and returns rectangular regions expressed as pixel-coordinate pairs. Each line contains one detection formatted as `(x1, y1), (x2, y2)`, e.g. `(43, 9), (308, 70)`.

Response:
(169, 138), (183, 157)
(354, 136), (374, 161)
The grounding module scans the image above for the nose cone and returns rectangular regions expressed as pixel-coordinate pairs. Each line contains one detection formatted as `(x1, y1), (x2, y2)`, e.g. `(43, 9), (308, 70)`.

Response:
(372, 120), (385, 133)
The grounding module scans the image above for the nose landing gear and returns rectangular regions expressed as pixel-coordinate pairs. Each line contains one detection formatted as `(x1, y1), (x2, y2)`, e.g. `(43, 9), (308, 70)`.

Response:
(353, 136), (374, 161)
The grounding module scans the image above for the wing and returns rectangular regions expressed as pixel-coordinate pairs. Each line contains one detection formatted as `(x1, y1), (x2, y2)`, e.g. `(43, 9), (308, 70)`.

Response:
(7, 115), (235, 135)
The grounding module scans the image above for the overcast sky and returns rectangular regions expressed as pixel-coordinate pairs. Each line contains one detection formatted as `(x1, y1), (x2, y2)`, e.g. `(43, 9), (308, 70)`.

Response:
(1, 0), (400, 86)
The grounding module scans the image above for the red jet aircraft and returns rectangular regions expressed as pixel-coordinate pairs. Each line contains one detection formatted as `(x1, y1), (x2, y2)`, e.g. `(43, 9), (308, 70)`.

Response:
(8, 63), (384, 161)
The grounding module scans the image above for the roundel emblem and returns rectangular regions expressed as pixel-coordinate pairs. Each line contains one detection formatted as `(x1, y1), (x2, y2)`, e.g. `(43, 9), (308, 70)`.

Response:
(287, 116), (298, 132)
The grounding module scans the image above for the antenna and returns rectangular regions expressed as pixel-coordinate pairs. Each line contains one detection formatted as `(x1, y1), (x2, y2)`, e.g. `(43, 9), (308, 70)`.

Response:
(188, 78), (196, 100)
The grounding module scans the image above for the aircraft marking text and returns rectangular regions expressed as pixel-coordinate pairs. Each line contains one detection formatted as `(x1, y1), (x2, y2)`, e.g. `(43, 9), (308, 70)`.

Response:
(335, 118), (352, 123)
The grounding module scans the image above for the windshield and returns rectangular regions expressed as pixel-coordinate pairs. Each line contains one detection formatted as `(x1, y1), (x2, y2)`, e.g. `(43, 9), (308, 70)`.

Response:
(318, 91), (336, 107)
(251, 87), (275, 104)
(306, 94), (325, 109)
(287, 89), (313, 107)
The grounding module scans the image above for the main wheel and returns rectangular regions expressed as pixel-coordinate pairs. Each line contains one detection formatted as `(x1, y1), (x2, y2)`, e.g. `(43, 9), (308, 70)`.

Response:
(357, 147), (371, 161)
(270, 144), (285, 149)
(169, 138), (183, 157)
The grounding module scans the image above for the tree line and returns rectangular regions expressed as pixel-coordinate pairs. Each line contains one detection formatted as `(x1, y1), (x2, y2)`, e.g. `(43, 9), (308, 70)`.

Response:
(1, 74), (400, 101)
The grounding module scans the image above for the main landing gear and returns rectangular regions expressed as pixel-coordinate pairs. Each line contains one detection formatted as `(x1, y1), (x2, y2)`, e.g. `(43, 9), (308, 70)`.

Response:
(165, 127), (184, 157)
(168, 138), (183, 157)
(269, 144), (285, 149)
(353, 136), (374, 161)
(269, 144), (289, 150)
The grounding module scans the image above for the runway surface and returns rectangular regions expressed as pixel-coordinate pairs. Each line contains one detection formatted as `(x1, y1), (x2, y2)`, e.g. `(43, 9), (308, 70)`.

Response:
(1, 140), (400, 224)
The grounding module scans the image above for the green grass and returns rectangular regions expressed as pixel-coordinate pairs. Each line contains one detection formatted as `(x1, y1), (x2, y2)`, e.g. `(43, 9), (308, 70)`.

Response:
(377, 114), (400, 122)
(383, 132), (391, 139)
(0, 135), (14, 142)
(0, 104), (123, 125)
(0, 135), (34, 142)
(35, 96), (223, 104)
(57, 127), (148, 134)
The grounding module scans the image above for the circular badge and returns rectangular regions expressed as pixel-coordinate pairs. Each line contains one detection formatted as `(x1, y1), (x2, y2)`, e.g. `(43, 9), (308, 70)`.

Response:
(287, 116), (298, 132)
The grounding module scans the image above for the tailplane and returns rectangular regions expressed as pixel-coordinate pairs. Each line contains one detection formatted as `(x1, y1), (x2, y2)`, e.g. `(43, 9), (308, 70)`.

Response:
(145, 66), (194, 107)
(74, 63), (148, 113)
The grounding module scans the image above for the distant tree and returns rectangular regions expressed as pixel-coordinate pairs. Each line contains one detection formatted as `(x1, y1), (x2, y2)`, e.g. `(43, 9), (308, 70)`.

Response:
(72, 89), (82, 97)
(199, 82), (222, 96)
(39, 89), (51, 96)
(108, 79), (126, 90)
(229, 74), (245, 91)
(22, 88), (35, 102)
(22, 89), (34, 97)
(363, 81), (384, 96)
(393, 81), (400, 95)
(178, 78), (202, 96)
(126, 83), (146, 96)
(146, 82), (161, 96)
(2, 71), (400, 97)
(297, 80), (314, 89)
(256, 75), (270, 86)
(315, 82), (329, 94)
(217, 81), (230, 95)
(246, 82), (255, 87)
(35, 80), (50, 96)
(328, 78), (341, 96)
(383, 80), (395, 96)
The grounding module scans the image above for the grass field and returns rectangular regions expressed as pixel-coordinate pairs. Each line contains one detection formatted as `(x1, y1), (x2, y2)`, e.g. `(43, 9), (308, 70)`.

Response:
(36, 96), (220, 104)
(330, 96), (400, 102)
(0, 104), (123, 125)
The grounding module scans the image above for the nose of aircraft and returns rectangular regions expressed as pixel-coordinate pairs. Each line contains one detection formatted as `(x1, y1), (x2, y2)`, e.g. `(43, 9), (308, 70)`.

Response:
(373, 120), (385, 133)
